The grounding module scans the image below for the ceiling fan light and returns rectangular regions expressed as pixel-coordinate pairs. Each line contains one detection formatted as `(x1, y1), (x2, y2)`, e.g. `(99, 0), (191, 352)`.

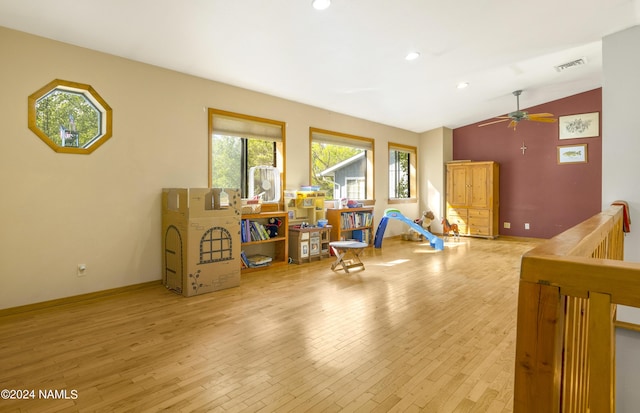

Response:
(312, 0), (331, 10)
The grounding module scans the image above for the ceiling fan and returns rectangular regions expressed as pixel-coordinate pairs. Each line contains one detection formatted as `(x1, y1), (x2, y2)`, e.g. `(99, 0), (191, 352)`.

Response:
(478, 90), (557, 130)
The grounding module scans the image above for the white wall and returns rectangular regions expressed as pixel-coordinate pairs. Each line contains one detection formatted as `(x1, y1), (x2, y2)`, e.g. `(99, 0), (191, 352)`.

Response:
(603, 25), (640, 263)
(379, 127), (453, 237)
(0, 27), (441, 309)
(602, 24), (640, 411)
(419, 127), (453, 235)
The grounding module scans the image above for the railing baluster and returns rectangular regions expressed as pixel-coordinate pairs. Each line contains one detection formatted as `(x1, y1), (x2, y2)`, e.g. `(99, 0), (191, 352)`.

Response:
(588, 292), (614, 413)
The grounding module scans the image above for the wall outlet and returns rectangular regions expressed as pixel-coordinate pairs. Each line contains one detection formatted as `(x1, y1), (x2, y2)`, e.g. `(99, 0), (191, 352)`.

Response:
(524, 223), (530, 230)
(77, 264), (87, 276)
(503, 222), (511, 229)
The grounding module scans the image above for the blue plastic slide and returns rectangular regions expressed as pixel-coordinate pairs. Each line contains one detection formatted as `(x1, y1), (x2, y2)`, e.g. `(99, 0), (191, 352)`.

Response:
(374, 208), (444, 251)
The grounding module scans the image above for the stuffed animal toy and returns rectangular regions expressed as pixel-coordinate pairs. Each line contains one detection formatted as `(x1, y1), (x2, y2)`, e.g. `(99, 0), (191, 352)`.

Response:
(422, 210), (435, 231)
(414, 210), (435, 232)
(265, 217), (282, 238)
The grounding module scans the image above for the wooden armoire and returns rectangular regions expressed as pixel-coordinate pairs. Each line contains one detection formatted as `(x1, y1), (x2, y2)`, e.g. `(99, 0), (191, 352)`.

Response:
(445, 161), (499, 238)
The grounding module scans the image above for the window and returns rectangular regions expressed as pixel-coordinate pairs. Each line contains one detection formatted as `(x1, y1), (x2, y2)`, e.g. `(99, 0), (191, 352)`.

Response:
(28, 79), (112, 154)
(388, 142), (417, 202)
(199, 227), (234, 263)
(209, 109), (285, 204)
(310, 128), (374, 201)
(345, 177), (366, 199)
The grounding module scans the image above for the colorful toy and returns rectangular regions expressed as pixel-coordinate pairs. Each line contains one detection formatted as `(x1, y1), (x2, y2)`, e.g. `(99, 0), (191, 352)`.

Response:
(374, 208), (444, 251)
(414, 210), (435, 232)
(265, 217), (283, 238)
(441, 218), (460, 241)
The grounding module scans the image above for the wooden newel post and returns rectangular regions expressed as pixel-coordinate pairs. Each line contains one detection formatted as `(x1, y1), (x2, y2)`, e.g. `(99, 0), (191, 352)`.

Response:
(513, 281), (564, 413)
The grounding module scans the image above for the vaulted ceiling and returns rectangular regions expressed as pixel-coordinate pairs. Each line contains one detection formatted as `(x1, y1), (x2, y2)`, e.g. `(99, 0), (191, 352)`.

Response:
(1, 0), (639, 132)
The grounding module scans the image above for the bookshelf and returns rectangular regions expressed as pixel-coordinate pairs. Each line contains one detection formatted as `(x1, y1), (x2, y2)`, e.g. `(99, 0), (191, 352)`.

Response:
(240, 211), (288, 272)
(326, 207), (374, 246)
(284, 190), (327, 225)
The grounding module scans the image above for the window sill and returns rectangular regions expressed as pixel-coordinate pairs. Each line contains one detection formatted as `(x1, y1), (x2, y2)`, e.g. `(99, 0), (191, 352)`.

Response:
(388, 198), (417, 204)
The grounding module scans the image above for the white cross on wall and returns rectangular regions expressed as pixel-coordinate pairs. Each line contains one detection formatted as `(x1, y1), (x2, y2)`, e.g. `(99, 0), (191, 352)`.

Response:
(520, 142), (527, 155)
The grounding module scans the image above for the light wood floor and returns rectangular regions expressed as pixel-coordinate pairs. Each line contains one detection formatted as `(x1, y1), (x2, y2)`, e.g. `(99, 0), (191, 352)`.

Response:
(0, 236), (542, 413)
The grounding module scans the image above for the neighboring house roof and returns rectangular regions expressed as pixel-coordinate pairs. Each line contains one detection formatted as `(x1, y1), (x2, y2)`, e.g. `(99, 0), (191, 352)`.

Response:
(319, 152), (365, 176)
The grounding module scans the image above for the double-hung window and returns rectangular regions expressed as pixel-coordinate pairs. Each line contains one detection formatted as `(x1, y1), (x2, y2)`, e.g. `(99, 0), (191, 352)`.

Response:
(388, 142), (417, 202)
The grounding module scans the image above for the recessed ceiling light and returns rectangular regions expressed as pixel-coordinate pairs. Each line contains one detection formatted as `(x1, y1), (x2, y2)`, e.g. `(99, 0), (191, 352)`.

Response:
(312, 0), (331, 10)
(405, 52), (420, 61)
(457, 82), (469, 89)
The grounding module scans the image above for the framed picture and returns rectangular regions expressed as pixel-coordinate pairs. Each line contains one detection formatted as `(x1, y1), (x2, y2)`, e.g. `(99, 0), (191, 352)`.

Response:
(559, 112), (599, 139)
(557, 144), (587, 164)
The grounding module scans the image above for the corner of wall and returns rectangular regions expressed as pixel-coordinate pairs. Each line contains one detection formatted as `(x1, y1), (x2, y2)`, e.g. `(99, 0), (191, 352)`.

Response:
(418, 127), (452, 232)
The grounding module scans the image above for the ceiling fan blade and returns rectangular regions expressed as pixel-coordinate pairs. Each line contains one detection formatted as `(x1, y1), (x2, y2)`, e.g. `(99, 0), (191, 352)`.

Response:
(478, 118), (511, 127)
(528, 117), (557, 123)
(527, 112), (555, 118)
(478, 91), (556, 129)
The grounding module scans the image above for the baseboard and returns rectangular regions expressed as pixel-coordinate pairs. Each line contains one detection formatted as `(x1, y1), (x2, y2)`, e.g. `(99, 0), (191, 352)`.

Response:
(0, 280), (163, 317)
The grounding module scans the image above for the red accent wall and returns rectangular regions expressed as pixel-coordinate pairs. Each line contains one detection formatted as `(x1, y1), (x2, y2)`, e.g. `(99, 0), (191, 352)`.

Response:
(453, 89), (602, 239)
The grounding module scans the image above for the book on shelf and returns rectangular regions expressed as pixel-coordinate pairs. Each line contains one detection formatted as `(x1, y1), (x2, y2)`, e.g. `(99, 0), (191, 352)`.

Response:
(340, 211), (373, 229)
(241, 251), (273, 268)
(245, 253), (273, 268)
(241, 219), (272, 242)
(351, 229), (371, 244)
(240, 251), (249, 268)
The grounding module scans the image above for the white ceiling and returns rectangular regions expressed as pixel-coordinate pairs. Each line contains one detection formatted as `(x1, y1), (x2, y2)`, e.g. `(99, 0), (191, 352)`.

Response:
(2, 0), (639, 133)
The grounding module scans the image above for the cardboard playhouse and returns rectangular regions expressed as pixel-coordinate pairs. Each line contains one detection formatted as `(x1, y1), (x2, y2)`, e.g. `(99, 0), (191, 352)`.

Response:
(161, 188), (241, 297)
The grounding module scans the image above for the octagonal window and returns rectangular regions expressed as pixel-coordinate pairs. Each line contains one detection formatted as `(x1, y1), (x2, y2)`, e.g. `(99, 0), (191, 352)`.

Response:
(28, 79), (112, 154)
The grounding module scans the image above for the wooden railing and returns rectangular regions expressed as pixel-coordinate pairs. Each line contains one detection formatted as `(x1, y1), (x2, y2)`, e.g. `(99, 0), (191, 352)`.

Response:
(514, 205), (639, 413)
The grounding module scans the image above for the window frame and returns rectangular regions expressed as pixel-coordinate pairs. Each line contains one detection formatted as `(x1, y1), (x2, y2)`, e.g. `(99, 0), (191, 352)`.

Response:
(208, 108), (286, 210)
(309, 127), (375, 203)
(28, 79), (113, 154)
(388, 142), (418, 204)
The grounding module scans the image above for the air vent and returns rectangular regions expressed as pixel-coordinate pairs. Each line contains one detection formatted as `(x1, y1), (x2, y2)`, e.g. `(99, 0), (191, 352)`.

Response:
(554, 58), (588, 72)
